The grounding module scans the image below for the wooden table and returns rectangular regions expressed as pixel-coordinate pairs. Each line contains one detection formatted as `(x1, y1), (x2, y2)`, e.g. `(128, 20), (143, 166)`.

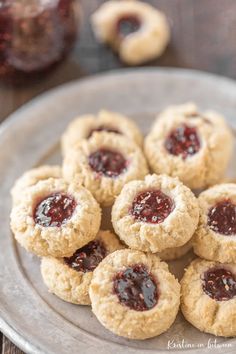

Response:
(1, 0), (236, 352)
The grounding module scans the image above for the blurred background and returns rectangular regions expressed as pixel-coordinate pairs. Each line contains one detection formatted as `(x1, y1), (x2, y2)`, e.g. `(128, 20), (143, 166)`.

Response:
(1, 0), (236, 352)
(1, 0), (236, 120)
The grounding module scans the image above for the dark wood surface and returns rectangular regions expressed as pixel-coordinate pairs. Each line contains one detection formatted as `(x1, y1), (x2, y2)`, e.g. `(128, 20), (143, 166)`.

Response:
(1, 0), (236, 352)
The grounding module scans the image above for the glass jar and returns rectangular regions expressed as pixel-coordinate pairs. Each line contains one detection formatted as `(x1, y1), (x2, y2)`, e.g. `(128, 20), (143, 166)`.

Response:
(0, 0), (79, 79)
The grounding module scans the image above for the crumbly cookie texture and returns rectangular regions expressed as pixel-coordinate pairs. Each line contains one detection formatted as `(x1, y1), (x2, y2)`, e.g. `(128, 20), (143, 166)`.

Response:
(181, 258), (236, 337)
(61, 110), (143, 155)
(89, 249), (180, 339)
(91, 0), (170, 65)
(112, 174), (199, 253)
(193, 183), (236, 263)
(41, 230), (124, 305)
(157, 237), (193, 261)
(10, 178), (101, 257)
(144, 102), (233, 189)
(11, 165), (61, 205)
(62, 132), (149, 207)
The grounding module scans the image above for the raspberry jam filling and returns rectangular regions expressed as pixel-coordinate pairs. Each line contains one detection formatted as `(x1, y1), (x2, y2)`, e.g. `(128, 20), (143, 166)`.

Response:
(130, 190), (174, 224)
(88, 148), (127, 177)
(208, 199), (236, 236)
(113, 264), (158, 311)
(64, 240), (106, 273)
(164, 124), (200, 159)
(88, 125), (121, 138)
(117, 15), (141, 37)
(34, 193), (76, 227)
(202, 268), (236, 301)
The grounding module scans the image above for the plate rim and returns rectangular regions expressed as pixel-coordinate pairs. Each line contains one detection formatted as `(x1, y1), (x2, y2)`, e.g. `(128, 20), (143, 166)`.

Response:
(1, 66), (236, 140)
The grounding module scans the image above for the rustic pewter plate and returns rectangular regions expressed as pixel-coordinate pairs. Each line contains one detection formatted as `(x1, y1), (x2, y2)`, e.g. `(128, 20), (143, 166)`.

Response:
(1, 68), (236, 354)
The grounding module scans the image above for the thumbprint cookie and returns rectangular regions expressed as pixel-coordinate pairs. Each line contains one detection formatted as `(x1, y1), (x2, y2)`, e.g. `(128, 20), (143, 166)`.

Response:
(91, 0), (170, 65)
(193, 183), (236, 263)
(89, 249), (180, 339)
(112, 174), (199, 253)
(62, 132), (148, 206)
(61, 110), (143, 155)
(10, 178), (101, 257)
(181, 258), (236, 337)
(144, 103), (233, 189)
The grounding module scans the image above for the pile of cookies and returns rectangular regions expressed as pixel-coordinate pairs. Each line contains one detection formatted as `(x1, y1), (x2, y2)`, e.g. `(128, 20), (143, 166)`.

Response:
(10, 103), (236, 340)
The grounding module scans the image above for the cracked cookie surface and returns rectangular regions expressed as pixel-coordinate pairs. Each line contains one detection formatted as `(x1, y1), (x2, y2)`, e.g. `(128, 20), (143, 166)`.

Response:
(41, 230), (124, 305)
(144, 103), (233, 189)
(10, 178), (101, 257)
(11, 165), (61, 205)
(89, 249), (180, 339)
(63, 132), (148, 206)
(61, 110), (143, 155)
(193, 183), (236, 263)
(112, 174), (199, 253)
(181, 258), (236, 337)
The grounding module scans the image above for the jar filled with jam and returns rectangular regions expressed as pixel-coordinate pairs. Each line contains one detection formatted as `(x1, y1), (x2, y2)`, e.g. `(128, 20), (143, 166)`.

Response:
(0, 0), (79, 79)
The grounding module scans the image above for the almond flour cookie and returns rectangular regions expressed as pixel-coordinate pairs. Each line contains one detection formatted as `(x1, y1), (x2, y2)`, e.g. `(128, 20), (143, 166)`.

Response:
(181, 258), (236, 337)
(144, 103), (233, 189)
(41, 230), (123, 305)
(157, 237), (193, 261)
(112, 174), (199, 253)
(89, 249), (180, 339)
(11, 165), (61, 205)
(91, 0), (170, 65)
(10, 178), (101, 257)
(61, 110), (143, 155)
(193, 183), (236, 263)
(63, 132), (148, 206)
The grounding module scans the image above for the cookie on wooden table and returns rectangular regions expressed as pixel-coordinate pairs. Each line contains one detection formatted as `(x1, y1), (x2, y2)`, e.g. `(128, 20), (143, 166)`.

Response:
(91, 0), (170, 65)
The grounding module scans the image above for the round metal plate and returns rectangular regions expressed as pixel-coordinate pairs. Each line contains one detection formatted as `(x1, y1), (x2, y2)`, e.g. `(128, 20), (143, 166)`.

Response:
(1, 68), (236, 354)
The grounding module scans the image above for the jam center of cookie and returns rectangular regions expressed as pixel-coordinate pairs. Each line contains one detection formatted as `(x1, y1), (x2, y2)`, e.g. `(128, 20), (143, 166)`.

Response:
(130, 190), (174, 224)
(164, 124), (200, 159)
(64, 240), (106, 272)
(34, 193), (76, 227)
(117, 15), (141, 37)
(202, 268), (236, 301)
(88, 125), (121, 138)
(88, 148), (127, 177)
(208, 199), (236, 236)
(113, 264), (158, 311)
